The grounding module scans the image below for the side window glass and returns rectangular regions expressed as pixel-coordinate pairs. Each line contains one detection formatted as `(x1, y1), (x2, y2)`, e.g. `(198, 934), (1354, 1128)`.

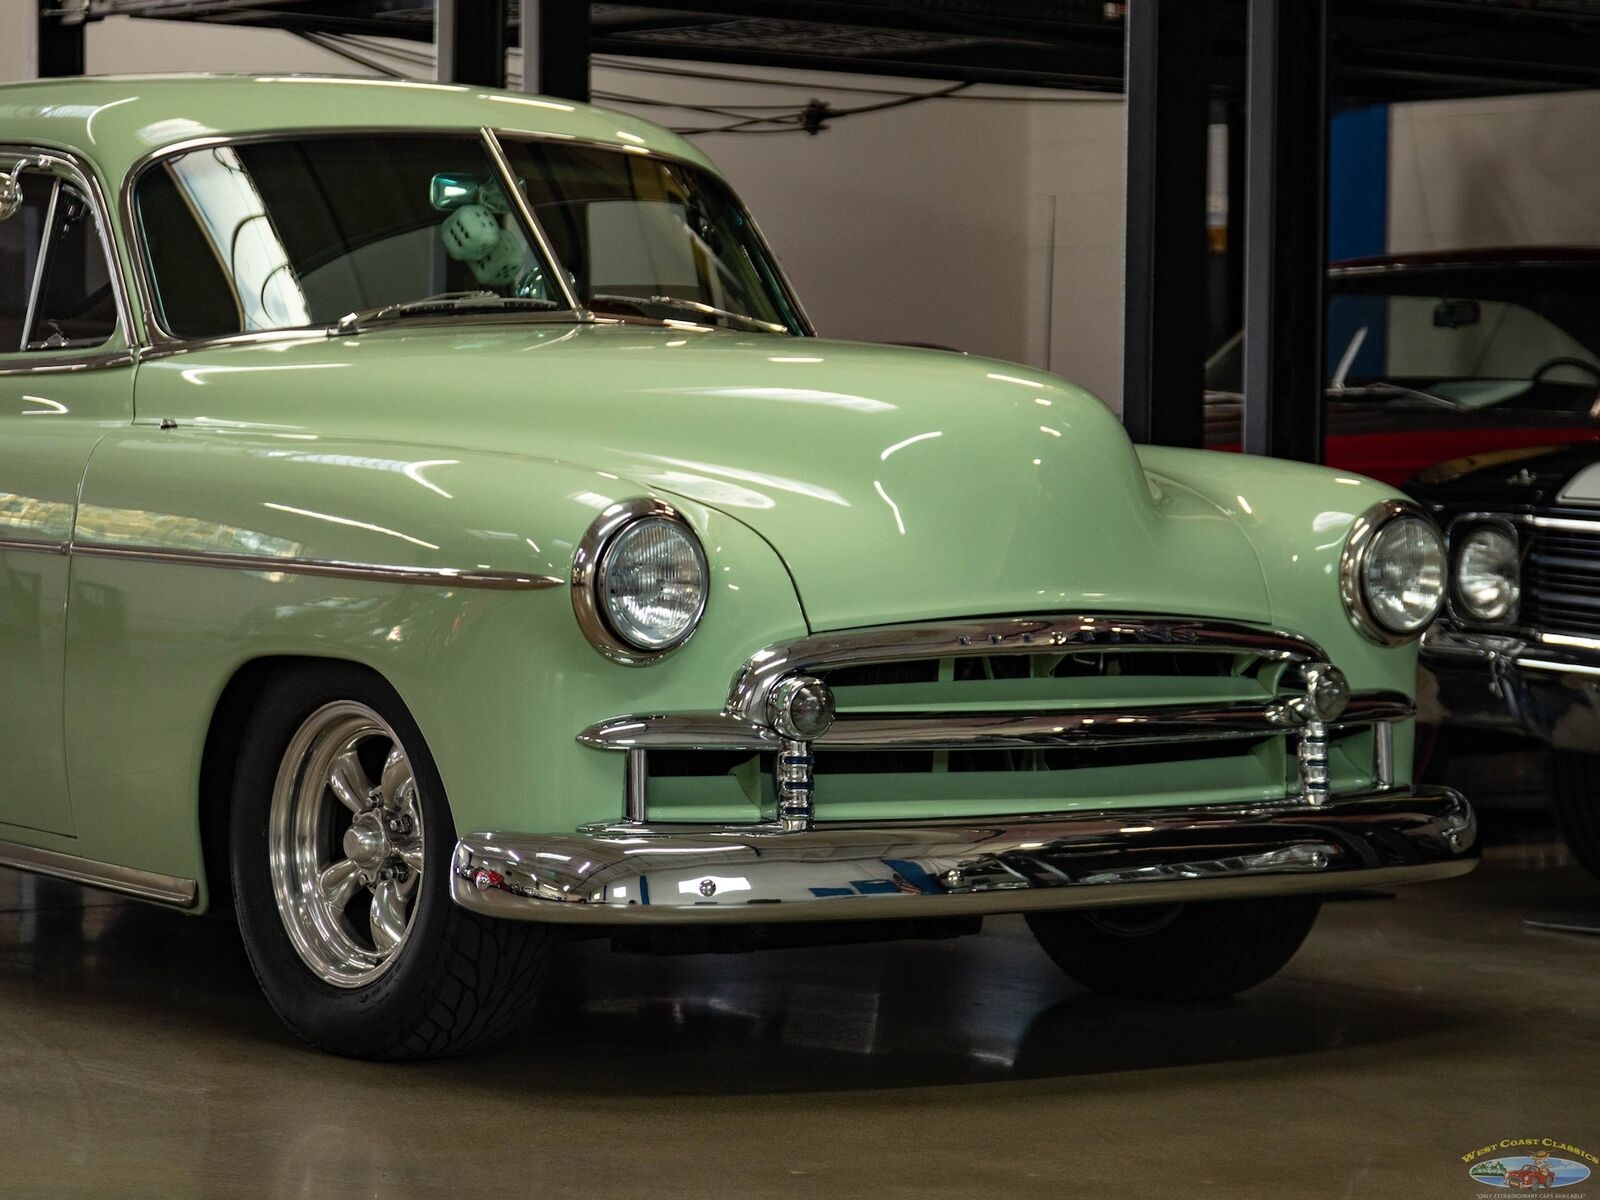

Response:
(28, 182), (118, 351)
(0, 171), (53, 351)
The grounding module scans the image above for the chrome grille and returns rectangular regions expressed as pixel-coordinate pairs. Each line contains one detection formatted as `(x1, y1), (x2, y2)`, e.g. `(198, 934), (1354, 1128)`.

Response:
(581, 615), (1412, 829)
(1524, 520), (1600, 639)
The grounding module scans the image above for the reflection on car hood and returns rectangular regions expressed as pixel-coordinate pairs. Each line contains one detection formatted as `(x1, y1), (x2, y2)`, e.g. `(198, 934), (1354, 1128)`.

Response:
(138, 323), (1272, 631)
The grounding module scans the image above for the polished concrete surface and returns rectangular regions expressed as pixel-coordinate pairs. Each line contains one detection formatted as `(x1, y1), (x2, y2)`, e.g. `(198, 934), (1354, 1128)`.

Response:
(0, 829), (1596, 1198)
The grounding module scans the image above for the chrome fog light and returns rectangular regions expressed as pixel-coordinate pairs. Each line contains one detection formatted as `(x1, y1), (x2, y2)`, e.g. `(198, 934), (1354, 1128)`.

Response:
(769, 675), (835, 740)
(1454, 524), (1520, 623)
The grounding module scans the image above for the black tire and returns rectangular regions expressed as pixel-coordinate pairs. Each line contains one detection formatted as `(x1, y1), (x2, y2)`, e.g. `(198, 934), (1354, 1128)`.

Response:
(1552, 750), (1600, 881)
(229, 662), (556, 1059)
(1025, 895), (1322, 1001)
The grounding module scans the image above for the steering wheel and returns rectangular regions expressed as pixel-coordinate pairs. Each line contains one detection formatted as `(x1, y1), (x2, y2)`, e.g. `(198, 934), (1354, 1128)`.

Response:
(1531, 356), (1600, 385)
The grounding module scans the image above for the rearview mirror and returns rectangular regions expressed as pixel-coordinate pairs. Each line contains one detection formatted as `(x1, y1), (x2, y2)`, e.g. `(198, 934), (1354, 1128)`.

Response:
(1433, 298), (1481, 329)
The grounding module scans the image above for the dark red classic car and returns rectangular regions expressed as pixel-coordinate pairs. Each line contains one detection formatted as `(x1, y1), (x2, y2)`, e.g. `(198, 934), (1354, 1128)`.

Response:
(1206, 248), (1600, 485)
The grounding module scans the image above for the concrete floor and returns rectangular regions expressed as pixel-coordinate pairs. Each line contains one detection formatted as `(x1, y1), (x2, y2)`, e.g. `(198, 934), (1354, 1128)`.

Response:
(0, 829), (1596, 1198)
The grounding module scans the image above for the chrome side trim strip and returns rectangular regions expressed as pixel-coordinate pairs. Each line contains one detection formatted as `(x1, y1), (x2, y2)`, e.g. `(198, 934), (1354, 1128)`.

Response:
(578, 691), (1415, 753)
(0, 350), (136, 377)
(450, 786), (1477, 925)
(725, 614), (1329, 724)
(71, 543), (564, 591)
(0, 839), (197, 907)
(0, 537), (69, 555)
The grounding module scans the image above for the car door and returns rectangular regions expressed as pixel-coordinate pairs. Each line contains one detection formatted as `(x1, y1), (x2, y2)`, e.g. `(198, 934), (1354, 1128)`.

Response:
(0, 149), (133, 838)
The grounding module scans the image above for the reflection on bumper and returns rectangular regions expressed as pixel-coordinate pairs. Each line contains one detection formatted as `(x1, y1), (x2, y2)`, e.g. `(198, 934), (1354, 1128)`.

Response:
(1421, 626), (1600, 749)
(449, 786), (1477, 925)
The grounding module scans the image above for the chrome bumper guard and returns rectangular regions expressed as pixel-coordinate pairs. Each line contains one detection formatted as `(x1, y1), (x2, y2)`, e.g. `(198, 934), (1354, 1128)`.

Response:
(450, 787), (1477, 924)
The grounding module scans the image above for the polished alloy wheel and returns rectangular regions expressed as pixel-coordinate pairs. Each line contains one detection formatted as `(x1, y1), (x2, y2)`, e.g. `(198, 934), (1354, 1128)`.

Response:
(269, 701), (426, 987)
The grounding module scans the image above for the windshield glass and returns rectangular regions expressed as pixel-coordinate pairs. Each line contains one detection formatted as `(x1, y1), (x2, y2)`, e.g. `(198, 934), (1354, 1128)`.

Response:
(1205, 265), (1600, 413)
(495, 135), (803, 334)
(135, 134), (564, 339)
(135, 132), (804, 339)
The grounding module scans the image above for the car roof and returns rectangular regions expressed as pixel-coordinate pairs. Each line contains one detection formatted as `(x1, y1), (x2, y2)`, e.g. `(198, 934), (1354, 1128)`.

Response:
(0, 73), (717, 187)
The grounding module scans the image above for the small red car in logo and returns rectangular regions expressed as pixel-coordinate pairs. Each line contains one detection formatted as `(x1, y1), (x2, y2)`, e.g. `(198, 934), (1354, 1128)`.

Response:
(1505, 1163), (1557, 1189)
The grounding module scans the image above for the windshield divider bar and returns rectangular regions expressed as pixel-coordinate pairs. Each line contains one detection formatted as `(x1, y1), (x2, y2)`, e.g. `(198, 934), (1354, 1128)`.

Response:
(478, 126), (585, 316)
(20, 177), (59, 353)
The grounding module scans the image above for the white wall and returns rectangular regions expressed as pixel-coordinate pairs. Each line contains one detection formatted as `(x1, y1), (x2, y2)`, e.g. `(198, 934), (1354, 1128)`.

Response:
(4, 15), (1130, 406)
(1390, 91), (1600, 252)
(0, 5), (34, 81)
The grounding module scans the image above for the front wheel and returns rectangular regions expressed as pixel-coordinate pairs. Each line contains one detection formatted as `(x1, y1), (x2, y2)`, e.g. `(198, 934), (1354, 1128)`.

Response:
(230, 663), (556, 1058)
(1025, 896), (1322, 1001)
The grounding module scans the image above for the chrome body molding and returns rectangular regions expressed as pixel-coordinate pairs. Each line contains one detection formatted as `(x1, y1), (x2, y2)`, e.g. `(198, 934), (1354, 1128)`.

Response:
(449, 786), (1477, 925)
(71, 543), (564, 591)
(0, 537), (69, 556)
(0, 839), (197, 907)
(578, 692), (1415, 754)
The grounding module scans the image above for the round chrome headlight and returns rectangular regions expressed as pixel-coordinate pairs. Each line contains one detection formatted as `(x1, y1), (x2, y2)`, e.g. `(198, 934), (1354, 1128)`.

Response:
(574, 500), (708, 663)
(1342, 502), (1445, 642)
(1454, 524), (1520, 623)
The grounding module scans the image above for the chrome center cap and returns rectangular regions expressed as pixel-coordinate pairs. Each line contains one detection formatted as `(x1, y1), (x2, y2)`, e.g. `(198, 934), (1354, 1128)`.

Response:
(343, 813), (389, 868)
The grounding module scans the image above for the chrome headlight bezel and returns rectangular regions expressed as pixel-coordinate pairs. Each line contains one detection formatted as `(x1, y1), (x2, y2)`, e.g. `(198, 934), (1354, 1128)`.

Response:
(1450, 517), (1522, 625)
(1339, 499), (1445, 645)
(572, 498), (708, 665)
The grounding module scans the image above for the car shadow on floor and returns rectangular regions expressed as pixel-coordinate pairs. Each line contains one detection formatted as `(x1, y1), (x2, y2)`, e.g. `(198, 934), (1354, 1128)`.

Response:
(0, 875), (1476, 1096)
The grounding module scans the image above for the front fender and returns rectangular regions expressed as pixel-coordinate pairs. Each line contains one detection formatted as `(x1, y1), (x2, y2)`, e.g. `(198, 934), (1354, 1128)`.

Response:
(64, 430), (807, 900)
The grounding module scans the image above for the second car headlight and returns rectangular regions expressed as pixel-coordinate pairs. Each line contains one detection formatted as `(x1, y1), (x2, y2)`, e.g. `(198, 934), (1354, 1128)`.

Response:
(574, 500), (708, 662)
(1343, 502), (1445, 642)
(1454, 524), (1520, 623)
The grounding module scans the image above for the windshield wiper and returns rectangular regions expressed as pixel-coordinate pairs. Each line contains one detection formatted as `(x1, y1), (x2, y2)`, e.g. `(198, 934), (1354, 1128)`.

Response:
(333, 291), (565, 334)
(588, 293), (788, 334)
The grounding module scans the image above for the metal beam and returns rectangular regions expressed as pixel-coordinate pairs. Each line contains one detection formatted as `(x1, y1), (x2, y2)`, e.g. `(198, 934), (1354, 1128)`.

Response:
(1121, 0), (1212, 447)
(1241, 0), (1328, 462)
(37, 0), (85, 77)
(520, 0), (590, 102)
(436, 0), (507, 88)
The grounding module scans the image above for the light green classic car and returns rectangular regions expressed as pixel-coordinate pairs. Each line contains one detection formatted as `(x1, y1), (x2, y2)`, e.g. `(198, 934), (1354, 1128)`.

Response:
(0, 74), (1475, 1058)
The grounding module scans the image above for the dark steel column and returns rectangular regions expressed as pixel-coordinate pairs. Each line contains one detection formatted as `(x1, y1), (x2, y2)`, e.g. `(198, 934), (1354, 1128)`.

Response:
(37, 1), (85, 77)
(520, 0), (590, 102)
(436, 0), (508, 88)
(1121, 0), (1212, 448)
(1241, 0), (1329, 462)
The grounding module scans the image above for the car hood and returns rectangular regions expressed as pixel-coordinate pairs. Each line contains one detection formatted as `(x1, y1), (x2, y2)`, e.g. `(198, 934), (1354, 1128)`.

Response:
(138, 323), (1273, 631)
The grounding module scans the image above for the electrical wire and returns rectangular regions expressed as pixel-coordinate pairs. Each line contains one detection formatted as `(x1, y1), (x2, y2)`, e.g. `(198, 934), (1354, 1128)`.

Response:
(296, 32), (1120, 138)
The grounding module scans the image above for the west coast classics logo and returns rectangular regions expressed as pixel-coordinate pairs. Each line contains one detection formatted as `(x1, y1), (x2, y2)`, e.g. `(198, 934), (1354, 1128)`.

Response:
(1464, 1140), (1596, 1191)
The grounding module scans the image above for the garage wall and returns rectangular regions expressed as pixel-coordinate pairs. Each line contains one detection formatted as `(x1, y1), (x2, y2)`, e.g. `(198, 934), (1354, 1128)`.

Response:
(1389, 91), (1600, 252)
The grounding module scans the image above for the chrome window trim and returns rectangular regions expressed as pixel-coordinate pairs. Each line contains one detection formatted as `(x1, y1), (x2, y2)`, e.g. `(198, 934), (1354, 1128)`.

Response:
(0, 144), (135, 364)
(0, 838), (197, 907)
(118, 125), (815, 348)
(476, 126), (582, 314)
(1339, 498), (1444, 646)
(570, 497), (708, 665)
(72, 542), (563, 591)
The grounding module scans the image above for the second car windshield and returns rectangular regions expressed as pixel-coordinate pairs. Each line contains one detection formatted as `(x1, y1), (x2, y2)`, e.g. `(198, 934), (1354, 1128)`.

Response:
(134, 132), (804, 339)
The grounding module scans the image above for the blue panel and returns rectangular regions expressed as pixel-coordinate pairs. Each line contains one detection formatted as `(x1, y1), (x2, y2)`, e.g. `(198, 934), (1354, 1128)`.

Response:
(1328, 104), (1390, 381)
(1329, 104), (1390, 262)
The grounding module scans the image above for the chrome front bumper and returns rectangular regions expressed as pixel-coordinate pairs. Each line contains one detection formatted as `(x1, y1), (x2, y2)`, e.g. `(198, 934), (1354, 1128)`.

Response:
(450, 786), (1477, 925)
(1421, 626), (1600, 750)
